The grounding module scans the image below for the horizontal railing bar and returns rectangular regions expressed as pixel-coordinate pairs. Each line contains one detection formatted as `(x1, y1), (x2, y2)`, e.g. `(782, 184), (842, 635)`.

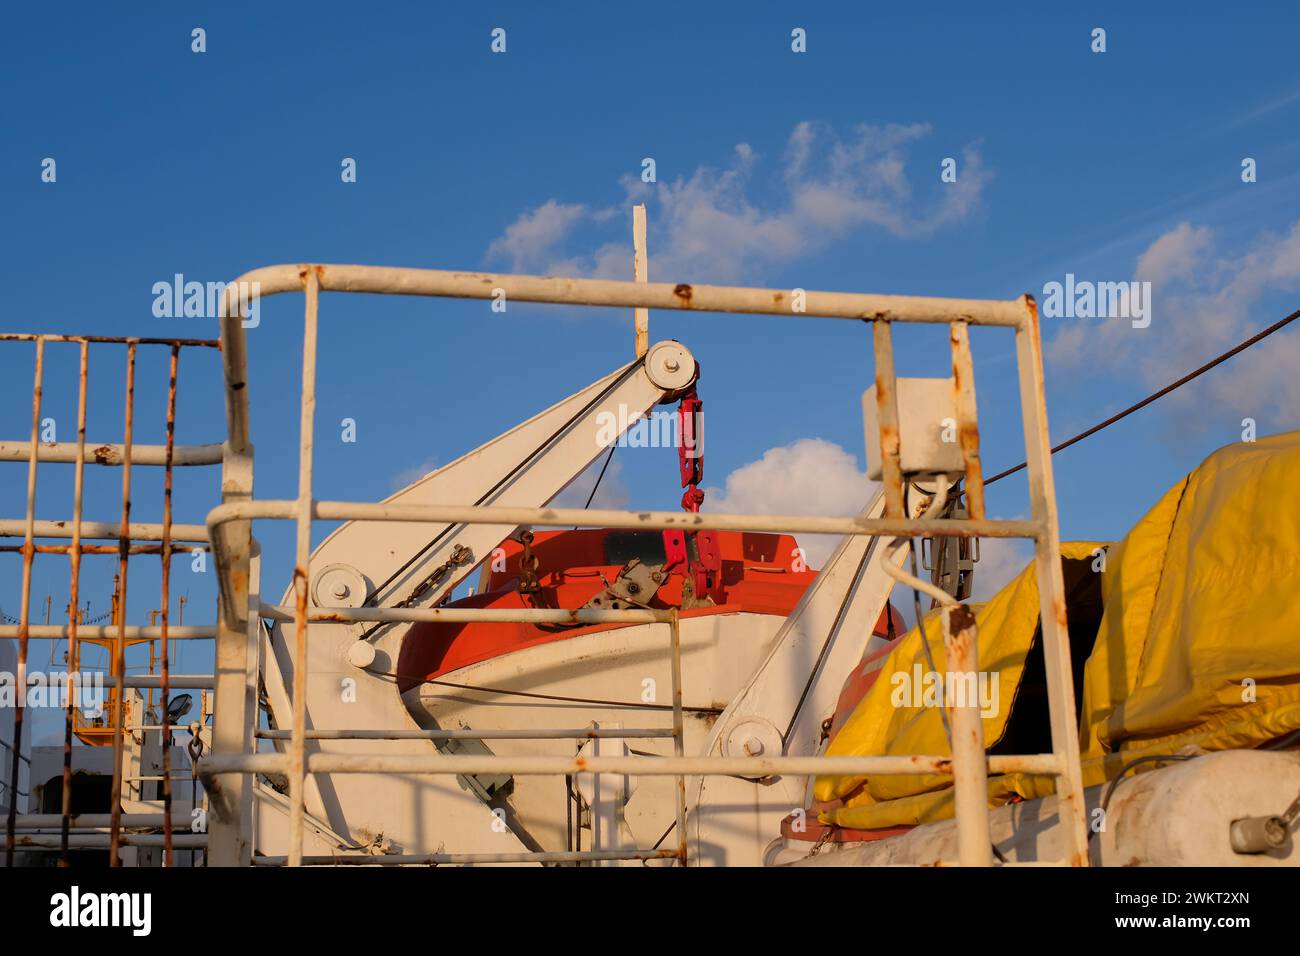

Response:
(12, 671), (215, 687)
(12, 833), (207, 849)
(218, 264), (1030, 459)
(254, 848), (678, 866)
(0, 519), (208, 542)
(259, 602), (673, 625)
(0, 542), (209, 556)
(0, 625), (215, 640)
(225, 264), (1029, 326)
(256, 727), (675, 741)
(123, 674), (213, 689)
(12, 828), (182, 836)
(0, 333), (220, 347)
(10, 672), (216, 687)
(12, 813), (191, 828)
(202, 752), (1061, 778)
(0, 441), (223, 467)
(209, 499), (1040, 540)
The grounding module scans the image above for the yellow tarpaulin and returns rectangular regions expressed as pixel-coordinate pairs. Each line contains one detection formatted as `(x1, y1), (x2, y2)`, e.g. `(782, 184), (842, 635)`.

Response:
(817, 430), (1300, 831)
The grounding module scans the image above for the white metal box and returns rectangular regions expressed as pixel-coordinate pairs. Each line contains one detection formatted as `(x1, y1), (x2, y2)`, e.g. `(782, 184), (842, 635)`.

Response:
(862, 377), (965, 479)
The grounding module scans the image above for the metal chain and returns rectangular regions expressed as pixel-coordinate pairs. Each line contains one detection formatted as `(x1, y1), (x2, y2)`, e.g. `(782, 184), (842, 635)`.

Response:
(394, 544), (473, 609)
(808, 824), (836, 857)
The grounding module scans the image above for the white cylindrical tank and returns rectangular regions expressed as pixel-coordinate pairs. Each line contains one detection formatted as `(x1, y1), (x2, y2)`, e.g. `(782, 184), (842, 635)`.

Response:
(787, 749), (1300, 866)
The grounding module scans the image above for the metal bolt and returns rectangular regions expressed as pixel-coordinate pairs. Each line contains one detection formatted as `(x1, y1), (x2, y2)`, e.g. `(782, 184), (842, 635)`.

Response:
(743, 736), (764, 756)
(332, 582), (350, 599)
(664, 359), (680, 373)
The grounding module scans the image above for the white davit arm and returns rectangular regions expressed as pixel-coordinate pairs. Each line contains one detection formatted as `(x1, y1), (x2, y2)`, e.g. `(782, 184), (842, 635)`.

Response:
(685, 490), (916, 864)
(253, 342), (698, 856)
(279, 339), (697, 614)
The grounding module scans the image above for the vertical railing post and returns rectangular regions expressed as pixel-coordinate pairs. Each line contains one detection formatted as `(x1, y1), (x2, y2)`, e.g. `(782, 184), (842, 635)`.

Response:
(1012, 294), (1089, 866)
(949, 320), (985, 521)
(871, 320), (905, 518)
(208, 321), (257, 865)
(288, 269), (321, 866)
(108, 342), (137, 866)
(942, 604), (991, 866)
(633, 204), (649, 359)
(669, 611), (688, 866)
(4, 338), (43, 867)
(159, 345), (180, 866)
(59, 340), (89, 865)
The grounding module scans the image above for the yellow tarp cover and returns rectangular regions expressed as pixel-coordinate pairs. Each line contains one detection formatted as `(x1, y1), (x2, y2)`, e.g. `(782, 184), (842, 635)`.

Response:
(817, 430), (1300, 830)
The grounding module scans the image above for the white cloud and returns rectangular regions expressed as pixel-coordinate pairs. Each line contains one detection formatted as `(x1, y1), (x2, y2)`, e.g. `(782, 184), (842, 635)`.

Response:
(968, 537), (1032, 604)
(704, 438), (877, 568)
(1134, 221), (1213, 287)
(696, 436), (1034, 611)
(485, 200), (590, 275)
(1047, 219), (1300, 427)
(486, 122), (989, 283)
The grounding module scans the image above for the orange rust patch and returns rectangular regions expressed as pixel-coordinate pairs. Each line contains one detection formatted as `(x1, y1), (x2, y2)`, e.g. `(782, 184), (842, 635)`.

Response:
(1023, 294), (1040, 333)
(1052, 597), (1069, 630)
(948, 604), (977, 633)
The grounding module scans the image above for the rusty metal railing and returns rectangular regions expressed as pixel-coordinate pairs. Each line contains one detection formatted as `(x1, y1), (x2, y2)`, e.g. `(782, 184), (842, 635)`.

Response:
(0, 333), (222, 867)
(195, 264), (1088, 868)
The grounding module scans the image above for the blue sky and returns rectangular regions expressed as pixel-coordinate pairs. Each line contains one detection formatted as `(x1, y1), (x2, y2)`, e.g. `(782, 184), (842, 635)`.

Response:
(4, 2), (1300, 744)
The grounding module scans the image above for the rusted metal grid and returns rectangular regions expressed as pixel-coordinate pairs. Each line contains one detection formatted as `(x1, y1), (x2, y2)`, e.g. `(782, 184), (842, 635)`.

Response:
(0, 334), (220, 867)
(200, 265), (1089, 868)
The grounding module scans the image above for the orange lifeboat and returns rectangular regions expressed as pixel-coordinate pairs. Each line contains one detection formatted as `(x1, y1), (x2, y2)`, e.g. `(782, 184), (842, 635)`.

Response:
(397, 528), (901, 695)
